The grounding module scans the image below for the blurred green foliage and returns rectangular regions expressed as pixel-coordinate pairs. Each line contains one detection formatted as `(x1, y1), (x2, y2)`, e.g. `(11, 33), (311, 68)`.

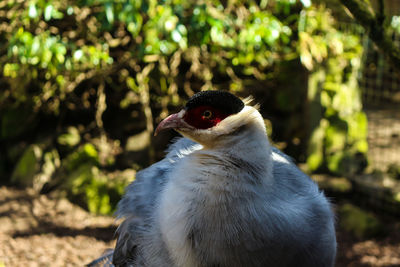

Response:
(388, 164), (400, 180)
(0, 0), (368, 213)
(300, 6), (368, 175)
(339, 203), (384, 239)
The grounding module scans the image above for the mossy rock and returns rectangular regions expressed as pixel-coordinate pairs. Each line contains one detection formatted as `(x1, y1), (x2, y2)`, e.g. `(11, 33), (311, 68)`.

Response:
(312, 175), (352, 193)
(338, 203), (384, 239)
(387, 164), (400, 180)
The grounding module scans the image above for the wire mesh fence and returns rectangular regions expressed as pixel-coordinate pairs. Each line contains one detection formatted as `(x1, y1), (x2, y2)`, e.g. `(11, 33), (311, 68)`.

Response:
(359, 33), (400, 172)
(332, 19), (400, 216)
(335, 19), (400, 173)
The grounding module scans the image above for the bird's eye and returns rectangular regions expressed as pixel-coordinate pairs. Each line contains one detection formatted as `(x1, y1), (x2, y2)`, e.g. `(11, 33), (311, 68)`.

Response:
(202, 110), (213, 119)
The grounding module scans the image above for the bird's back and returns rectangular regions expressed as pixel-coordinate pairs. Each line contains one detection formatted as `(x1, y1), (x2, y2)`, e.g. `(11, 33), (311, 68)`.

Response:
(269, 149), (336, 266)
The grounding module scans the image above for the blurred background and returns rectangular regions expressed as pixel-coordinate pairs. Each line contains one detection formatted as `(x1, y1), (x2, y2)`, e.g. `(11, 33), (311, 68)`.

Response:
(0, 0), (399, 266)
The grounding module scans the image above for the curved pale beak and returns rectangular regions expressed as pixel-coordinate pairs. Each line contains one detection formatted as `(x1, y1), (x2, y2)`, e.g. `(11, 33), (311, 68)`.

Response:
(154, 110), (192, 136)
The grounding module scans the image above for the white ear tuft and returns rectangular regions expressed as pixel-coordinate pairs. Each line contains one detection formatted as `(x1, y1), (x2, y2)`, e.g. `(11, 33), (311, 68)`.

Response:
(242, 96), (260, 110)
(242, 96), (254, 105)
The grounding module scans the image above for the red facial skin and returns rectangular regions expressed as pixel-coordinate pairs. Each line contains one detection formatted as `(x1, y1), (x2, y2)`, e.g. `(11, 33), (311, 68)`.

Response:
(183, 105), (230, 129)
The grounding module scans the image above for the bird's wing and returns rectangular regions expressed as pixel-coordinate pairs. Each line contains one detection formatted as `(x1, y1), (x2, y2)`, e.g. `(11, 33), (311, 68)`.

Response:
(112, 137), (200, 265)
(116, 137), (199, 219)
(271, 146), (295, 164)
(86, 249), (114, 267)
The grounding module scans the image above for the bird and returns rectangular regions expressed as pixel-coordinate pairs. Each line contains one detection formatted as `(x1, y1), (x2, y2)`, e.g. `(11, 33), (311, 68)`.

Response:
(88, 90), (337, 267)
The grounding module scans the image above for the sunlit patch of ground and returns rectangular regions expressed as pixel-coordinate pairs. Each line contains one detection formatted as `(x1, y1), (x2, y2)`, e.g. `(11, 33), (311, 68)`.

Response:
(0, 186), (116, 266)
(366, 107), (400, 172)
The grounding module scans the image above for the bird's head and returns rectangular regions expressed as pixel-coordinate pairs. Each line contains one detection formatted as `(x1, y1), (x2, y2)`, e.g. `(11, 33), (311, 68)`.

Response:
(155, 90), (266, 148)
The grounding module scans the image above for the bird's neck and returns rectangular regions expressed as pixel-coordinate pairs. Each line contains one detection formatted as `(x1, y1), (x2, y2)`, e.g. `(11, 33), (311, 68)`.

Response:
(200, 122), (274, 187)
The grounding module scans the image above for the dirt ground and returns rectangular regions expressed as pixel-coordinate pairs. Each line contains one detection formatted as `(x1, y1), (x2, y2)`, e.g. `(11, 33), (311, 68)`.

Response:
(0, 186), (400, 267)
(365, 107), (400, 172)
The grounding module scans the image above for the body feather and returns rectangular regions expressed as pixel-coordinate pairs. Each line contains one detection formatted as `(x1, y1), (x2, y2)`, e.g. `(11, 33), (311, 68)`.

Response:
(111, 135), (335, 266)
(90, 98), (336, 267)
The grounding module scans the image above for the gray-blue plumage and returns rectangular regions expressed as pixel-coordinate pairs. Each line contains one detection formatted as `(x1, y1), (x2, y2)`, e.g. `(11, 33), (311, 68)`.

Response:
(88, 138), (336, 267)
(89, 91), (336, 267)
(116, 138), (199, 220)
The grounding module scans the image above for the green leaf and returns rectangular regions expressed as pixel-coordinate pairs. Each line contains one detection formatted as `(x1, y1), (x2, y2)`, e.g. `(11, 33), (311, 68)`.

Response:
(67, 6), (74, 15)
(11, 145), (42, 186)
(28, 3), (38, 18)
(307, 119), (329, 171)
(73, 50), (83, 61)
(44, 4), (53, 21)
(325, 125), (346, 152)
(58, 127), (81, 147)
(105, 3), (114, 24)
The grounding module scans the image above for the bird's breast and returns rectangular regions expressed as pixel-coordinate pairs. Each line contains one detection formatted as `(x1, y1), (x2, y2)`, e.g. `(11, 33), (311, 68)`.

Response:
(157, 157), (268, 267)
(157, 171), (202, 267)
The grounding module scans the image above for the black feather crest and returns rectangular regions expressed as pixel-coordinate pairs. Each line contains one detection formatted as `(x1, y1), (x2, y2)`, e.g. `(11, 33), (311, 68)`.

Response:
(185, 90), (244, 115)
